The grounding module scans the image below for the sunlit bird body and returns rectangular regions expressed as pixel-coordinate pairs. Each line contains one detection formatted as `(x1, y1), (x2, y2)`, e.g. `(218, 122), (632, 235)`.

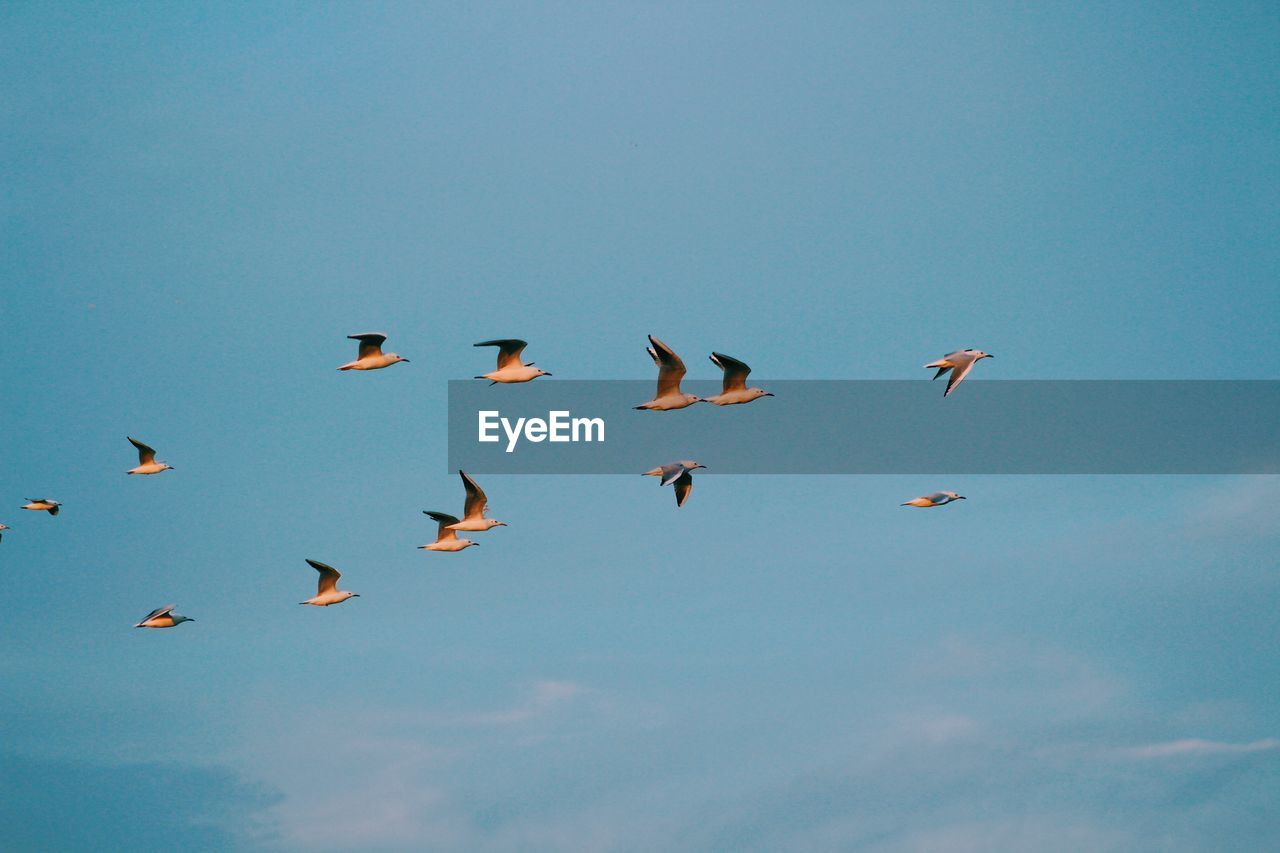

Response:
(703, 352), (773, 406)
(447, 470), (508, 531)
(643, 460), (706, 507)
(420, 511), (479, 551)
(635, 335), (702, 411)
(135, 604), (194, 628)
(901, 491), (966, 508)
(22, 499), (61, 516)
(127, 436), (174, 475)
(0, 523), (8, 543)
(337, 332), (410, 371)
(924, 349), (993, 397)
(473, 339), (551, 384)
(300, 559), (360, 605)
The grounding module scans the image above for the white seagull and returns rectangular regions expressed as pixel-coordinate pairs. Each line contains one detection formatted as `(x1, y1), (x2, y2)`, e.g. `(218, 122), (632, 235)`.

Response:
(473, 339), (551, 384)
(135, 605), (195, 628)
(22, 499), (61, 516)
(420, 511), (479, 552)
(300, 558), (360, 606)
(0, 523), (8, 543)
(635, 335), (702, 411)
(643, 460), (706, 507)
(447, 470), (507, 531)
(127, 436), (175, 475)
(703, 352), (774, 406)
(924, 349), (994, 397)
(901, 491), (966, 508)
(337, 333), (410, 371)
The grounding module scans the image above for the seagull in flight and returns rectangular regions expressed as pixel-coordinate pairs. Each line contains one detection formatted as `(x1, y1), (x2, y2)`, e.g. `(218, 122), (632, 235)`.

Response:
(635, 335), (702, 411)
(643, 460), (706, 507)
(135, 605), (195, 628)
(924, 349), (993, 397)
(473, 339), (551, 384)
(447, 470), (508, 531)
(127, 436), (175, 475)
(22, 499), (61, 516)
(901, 491), (966, 508)
(419, 511), (479, 551)
(0, 523), (9, 543)
(337, 333), (410, 371)
(300, 559), (360, 605)
(703, 352), (773, 406)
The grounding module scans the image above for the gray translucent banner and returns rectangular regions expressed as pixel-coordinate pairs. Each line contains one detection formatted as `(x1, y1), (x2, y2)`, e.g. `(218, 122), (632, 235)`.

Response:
(447, 381), (1279, 474)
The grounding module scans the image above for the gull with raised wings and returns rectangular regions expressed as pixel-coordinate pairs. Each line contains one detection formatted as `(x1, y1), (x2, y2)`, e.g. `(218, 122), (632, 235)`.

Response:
(420, 511), (479, 552)
(474, 339), (551, 384)
(300, 559), (360, 605)
(127, 436), (174, 475)
(703, 352), (773, 406)
(447, 470), (508, 531)
(635, 335), (702, 411)
(337, 332), (410, 371)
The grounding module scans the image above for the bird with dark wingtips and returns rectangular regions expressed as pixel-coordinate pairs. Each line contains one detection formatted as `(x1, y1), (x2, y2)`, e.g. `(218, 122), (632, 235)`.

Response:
(473, 339), (551, 384)
(635, 335), (702, 411)
(924, 349), (993, 397)
(22, 499), (61, 516)
(127, 436), (175, 475)
(703, 352), (774, 406)
(419, 511), (479, 552)
(135, 605), (195, 628)
(300, 559), (360, 606)
(447, 470), (508, 531)
(337, 332), (410, 371)
(643, 460), (706, 507)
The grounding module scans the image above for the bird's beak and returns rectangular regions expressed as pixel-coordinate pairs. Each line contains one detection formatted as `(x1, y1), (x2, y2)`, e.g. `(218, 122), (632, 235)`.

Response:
(401, 358), (411, 363)
(958, 496), (967, 499)
(543, 371), (553, 376)
(353, 594), (361, 597)
(472, 541), (481, 546)
(764, 392), (775, 396)
(497, 522), (508, 526)
(985, 354), (994, 358)
(168, 465), (176, 470)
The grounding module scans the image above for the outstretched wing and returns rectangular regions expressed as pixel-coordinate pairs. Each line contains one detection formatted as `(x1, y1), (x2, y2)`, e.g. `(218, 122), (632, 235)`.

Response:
(424, 511), (460, 542)
(458, 470), (488, 520)
(305, 558), (342, 595)
(128, 436), (157, 465)
(943, 356), (976, 397)
(348, 332), (388, 360)
(136, 604), (175, 625)
(474, 339), (528, 370)
(647, 335), (687, 398)
(674, 470), (694, 507)
(710, 352), (751, 393)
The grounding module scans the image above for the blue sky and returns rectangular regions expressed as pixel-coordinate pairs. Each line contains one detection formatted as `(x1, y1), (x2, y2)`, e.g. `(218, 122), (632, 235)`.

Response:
(2, 3), (1278, 850)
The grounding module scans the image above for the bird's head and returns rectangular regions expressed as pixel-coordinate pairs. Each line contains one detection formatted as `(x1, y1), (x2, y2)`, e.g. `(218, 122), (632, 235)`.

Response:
(390, 353), (410, 364)
(970, 350), (993, 360)
(485, 519), (508, 529)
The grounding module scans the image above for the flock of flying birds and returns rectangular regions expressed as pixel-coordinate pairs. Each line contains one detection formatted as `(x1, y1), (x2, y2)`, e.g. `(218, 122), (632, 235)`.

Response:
(7, 332), (994, 628)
